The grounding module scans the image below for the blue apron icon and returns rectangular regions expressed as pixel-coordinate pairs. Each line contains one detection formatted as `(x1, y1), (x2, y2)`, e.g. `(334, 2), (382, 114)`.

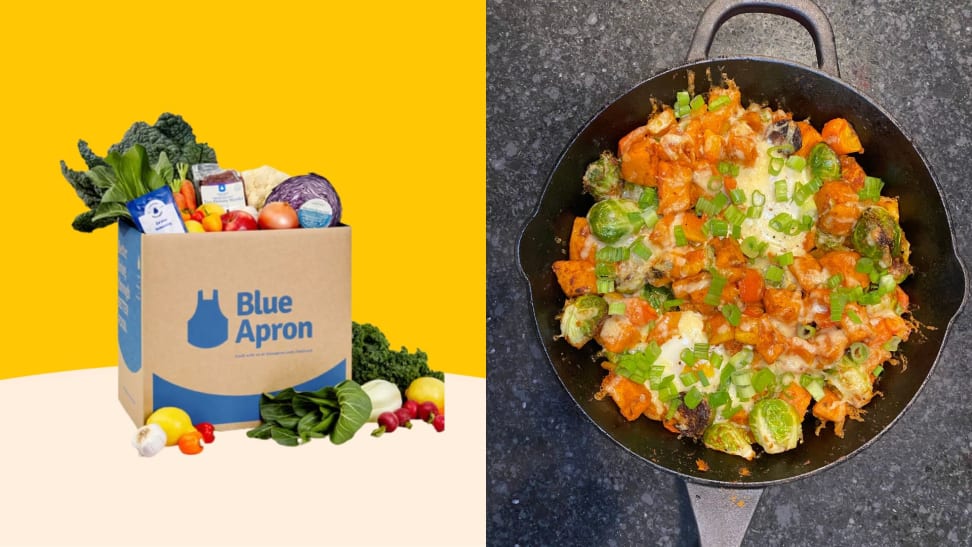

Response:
(187, 290), (229, 348)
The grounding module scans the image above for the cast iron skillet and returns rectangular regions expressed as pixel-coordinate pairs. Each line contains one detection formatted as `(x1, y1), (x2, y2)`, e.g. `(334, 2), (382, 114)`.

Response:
(517, 0), (967, 544)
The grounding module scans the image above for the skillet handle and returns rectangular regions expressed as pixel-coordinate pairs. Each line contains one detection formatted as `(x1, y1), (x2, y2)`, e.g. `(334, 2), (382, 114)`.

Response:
(687, 0), (840, 78)
(685, 482), (763, 547)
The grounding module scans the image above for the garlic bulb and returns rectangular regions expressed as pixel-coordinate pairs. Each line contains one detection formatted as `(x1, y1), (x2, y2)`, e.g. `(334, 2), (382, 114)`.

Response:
(132, 424), (167, 457)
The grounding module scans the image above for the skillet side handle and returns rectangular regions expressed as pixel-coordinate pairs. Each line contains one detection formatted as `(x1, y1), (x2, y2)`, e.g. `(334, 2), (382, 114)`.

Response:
(685, 482), (763, 547)
(687, 0), (840, 78)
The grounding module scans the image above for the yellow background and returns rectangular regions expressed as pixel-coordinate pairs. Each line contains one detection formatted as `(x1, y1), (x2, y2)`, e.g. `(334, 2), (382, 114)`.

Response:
(0, 2), (484, 379)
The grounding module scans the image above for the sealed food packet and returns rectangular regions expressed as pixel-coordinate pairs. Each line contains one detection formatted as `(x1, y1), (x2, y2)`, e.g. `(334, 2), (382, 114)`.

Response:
(127, 186), (187, 234)
(197, 168), (248, 211)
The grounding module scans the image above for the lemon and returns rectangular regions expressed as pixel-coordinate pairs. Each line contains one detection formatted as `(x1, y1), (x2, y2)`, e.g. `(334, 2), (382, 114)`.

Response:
(405, 377), (445, 413)
(146, 407), (196, 446)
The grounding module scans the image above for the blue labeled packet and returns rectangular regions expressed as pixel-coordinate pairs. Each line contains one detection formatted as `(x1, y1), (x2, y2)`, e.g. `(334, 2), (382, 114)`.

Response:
(127, 186), (187, 234)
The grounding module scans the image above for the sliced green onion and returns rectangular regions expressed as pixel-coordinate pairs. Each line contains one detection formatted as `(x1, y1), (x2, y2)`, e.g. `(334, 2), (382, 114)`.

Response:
(630, 238), (653, 260)
(732, 371), (752, 387)
(659, 382), (678, 403)
(665, 403), (680, 420)
(873, 365), (884, 377)
(786, 155), (806, 171)
(752, 368), (776, 392)
(799, 214), (814, 232)
(711, 192), (728, 211)
(848, 342), (870, 364)
(859, 290), (882, 306)
(721, 404), (742, 420)
(719, 363), (736, 386)
(732, 224), (742, 239)
(676, 90), (690, 107)
(746, 205), (764, 219)
(596, 246), (627, 262)
(826, 274), (844, 289)
(707, 390), (730, 408)
(708, 95), (730, 111)
(765, 265), (785, 285)
(674, 225), (687, 246)
(647, 364), (666, 383)
(800, 374), (826, 401)
(736, 384), (756, 400)
(680, 347), (698, 366)
(882, 336), (902, 352)
(752, 190), (766, 206)
(684, 386), (704, 409)
(777, 252), (794, 267)
(705, 271), (728, 306)
(724, 205), (746, 227)
(729, 188), (747, 205)
(706, 218), (730, 238)
(696, 196), (715, 217)
(596, 277), (615, 294)
(709, 353), (724, 370)
(608, 301), (627, 315)
(626, 211), (645, 231)
(675, 103), (691, 118)
(721, 303), (742, 326)
(845, 307), (863, 324)
(830, 291), (848, 322)
(768, 156), (785, 176)
(792, 177), (823, 205)
(639, 187), (658, 208)
(797, 324), (817, 339)
(774, 179), (788, 202)
(741, 236), (767, 258)
(855, 257), (874, 274)
(779, 372), (795, 387)
(641, 208), (659, 229)
(859, 176), (884, 202)
(718, 161), (740, 177)
(877, 273), (896, 295)
(694, 343), (710, 360)
(729, 348), (754, 369)
(690, 94), (706, 112)
(708, 176), (723, 192)
(769, 212), (794, 233)
(594, 261), (616, 277)
(697, 371), (711, 387)
(680, 371), (699, 386)
(663, 298), (683, 310)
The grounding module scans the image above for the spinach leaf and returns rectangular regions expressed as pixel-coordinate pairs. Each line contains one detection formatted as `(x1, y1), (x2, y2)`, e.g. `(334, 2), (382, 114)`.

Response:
(291, 395), (318, 417)
(260, 401), (295, 423)
(270, 426), (300, 447)
(330, 380), (372, 445)
(246, 422), (273, 440)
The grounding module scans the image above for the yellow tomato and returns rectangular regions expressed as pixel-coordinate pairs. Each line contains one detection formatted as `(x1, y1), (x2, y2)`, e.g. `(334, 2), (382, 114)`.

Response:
(185, 220), (205, 233)
(201, 214), (223, 232)
(197, 203), (225, 217)
(405, 377), (445, 413)
(146, 407), (196, 446)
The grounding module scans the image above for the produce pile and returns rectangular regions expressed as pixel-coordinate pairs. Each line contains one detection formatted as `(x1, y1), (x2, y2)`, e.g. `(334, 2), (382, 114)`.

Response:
(60, 113), (343, 235)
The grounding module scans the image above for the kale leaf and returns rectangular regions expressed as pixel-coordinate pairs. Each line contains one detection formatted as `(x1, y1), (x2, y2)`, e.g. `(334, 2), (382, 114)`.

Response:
(351, 322), (444, 396)
(60, 113), (218, 232)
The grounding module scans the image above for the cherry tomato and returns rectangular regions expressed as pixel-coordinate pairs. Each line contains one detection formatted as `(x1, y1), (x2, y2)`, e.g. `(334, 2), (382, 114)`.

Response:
(177, 430), (204, 455)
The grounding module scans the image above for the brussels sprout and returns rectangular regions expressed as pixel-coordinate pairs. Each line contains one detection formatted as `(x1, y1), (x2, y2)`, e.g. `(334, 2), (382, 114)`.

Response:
(586, 198), (641, 243)
(851, 206), (903, 267)
(749, 398), (802, 454)
(703, 422), (756, 461)
(766, 120), (802, 155)
(668, 397), (711, 440)
(828, 360), (874, 408)
(582, 152), (623, 200)
(559, 294), (608, 348)
(808, 142), (841, 181)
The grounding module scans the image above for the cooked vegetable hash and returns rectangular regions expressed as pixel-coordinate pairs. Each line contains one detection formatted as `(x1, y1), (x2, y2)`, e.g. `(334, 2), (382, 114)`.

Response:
(553, 80), (914, 460)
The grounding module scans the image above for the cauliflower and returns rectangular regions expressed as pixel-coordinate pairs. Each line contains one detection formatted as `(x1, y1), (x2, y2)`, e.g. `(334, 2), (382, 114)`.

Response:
(242, 165), (291, 209)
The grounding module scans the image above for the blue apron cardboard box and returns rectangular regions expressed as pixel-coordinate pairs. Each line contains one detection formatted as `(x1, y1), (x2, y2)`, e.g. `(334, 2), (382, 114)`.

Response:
(116, 221), (351, 429)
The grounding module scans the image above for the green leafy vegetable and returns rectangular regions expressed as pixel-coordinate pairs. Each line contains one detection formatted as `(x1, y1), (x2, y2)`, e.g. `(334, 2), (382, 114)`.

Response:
(247, 381), (372, 447)
(352, 322), (444, 396)
(60, 113), (218, 232)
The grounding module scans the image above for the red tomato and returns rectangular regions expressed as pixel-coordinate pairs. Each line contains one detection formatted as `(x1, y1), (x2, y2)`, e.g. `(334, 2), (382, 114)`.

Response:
(258, 202), (300, 229)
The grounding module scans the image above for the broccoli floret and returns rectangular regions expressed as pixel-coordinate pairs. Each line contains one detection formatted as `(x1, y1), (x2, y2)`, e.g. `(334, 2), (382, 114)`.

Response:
(351, 322), (444, 396)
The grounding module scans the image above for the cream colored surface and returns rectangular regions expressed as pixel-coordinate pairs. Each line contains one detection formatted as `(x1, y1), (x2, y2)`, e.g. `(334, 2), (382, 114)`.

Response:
(0, 368), (485, 546)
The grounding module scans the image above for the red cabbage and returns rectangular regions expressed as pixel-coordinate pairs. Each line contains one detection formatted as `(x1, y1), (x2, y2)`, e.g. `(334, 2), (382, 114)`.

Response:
(264, 173), (342, 226)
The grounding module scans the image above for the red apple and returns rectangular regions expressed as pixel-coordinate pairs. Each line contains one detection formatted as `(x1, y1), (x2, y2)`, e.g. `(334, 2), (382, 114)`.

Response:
(221, 210), (258, 231)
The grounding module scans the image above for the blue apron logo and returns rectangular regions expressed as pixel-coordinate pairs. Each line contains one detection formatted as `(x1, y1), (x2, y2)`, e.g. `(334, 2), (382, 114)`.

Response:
(187, 290), (229, 348)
